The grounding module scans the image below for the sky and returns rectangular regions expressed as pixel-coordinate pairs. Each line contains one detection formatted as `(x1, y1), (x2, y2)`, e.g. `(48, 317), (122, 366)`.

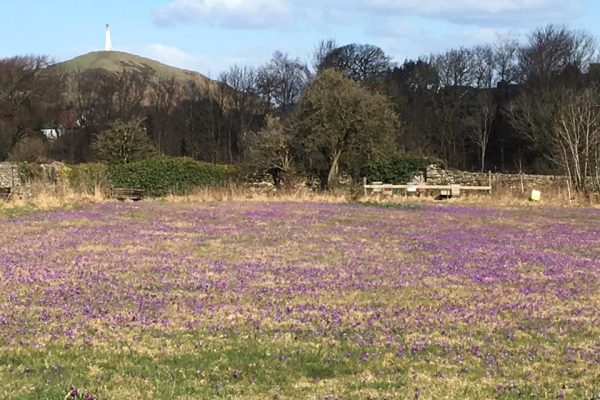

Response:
(1, 0), (598, 77)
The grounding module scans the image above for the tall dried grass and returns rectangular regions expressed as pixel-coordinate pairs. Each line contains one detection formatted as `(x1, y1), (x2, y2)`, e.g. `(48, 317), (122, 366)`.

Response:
(161, 184), (351, 203)
(360, 185), (597, 208)
(2, 181), (598, 212)
(158, 182), (599, 208)
(0, 183), (105, 213)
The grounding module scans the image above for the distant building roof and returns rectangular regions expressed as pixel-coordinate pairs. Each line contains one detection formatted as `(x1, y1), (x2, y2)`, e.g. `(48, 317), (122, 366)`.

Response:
(41, 128), (60, 141)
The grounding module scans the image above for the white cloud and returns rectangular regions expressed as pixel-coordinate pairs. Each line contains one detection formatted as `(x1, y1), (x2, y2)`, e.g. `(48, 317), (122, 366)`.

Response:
(153, 0), (290, 29)
(147, 0), (587, 73)
(153, 0), (583, 30)
(363, 0), (582, 26)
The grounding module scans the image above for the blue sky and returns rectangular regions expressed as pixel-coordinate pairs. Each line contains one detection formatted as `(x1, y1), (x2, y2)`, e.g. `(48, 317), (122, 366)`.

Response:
(1, 0), (598, 77)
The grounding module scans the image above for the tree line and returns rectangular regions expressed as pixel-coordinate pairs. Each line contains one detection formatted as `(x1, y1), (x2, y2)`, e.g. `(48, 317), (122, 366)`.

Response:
(1, 24), (599, 191)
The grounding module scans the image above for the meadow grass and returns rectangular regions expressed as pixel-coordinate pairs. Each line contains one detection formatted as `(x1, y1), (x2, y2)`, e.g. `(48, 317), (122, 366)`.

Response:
(0, 200), (598, 399)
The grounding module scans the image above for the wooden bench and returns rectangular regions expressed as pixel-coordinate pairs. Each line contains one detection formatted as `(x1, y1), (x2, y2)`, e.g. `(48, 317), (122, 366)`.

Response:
(110, 188), (145, 201)
(0, 187), (12, 201)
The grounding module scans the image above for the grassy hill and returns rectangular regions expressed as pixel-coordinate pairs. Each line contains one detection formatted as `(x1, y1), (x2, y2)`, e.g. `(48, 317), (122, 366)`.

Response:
(54, 51), (219, 89)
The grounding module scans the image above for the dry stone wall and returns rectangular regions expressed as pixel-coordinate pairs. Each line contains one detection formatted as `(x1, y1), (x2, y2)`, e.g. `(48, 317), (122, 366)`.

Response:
(425, 165), (569, 193)
(0, 162), (63, 189)
(0, 163), (19, 188)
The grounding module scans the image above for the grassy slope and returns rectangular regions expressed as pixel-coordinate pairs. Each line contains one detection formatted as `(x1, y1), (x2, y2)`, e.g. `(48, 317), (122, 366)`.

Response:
(53, 51), (218, 88)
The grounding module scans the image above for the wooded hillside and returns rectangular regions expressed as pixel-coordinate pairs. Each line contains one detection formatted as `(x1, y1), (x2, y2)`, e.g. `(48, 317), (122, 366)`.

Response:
(1, 24), (599, 191)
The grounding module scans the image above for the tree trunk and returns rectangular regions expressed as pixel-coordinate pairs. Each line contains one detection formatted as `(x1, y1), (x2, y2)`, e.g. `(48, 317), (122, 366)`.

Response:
(500, 140), (505, 171)
(480, 147), (486, 173)
(327, 151), (342, 189)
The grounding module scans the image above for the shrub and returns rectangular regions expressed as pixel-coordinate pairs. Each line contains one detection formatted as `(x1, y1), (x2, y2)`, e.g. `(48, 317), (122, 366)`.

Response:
(92, 119), (156, 164)
(17, 162), (44, 184)
(107, 156), (237, 197)
(65, 163), (108, 193)
(360, 153), (439, 184)
(17, 162), (60, 184)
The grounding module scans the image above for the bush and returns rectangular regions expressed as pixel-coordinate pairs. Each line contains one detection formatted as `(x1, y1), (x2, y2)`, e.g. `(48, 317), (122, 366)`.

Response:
(107, 156), (237, 197)
(17, 162), (60, 184)
(92, 119), (156, 164)
(360, 154), (439, 184)
(65, 163), (108, 193)
(17, 163), (44, 184)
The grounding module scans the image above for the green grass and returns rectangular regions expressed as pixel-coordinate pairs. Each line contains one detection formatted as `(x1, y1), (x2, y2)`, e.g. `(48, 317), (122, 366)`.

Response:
(0, 334), (393, 399)
(0, 202), (85, 218)
(0, 333), (468, 399)
(4, 330), (594, 400)
(0, 204), (37, 218)
(352, 200), (424, 210)
(53, 51), (216, 88)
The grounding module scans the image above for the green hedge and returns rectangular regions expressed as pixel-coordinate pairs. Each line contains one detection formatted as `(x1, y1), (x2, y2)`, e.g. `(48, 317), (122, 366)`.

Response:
(106, 156), (237, 197)
(360, 154), (438, 184)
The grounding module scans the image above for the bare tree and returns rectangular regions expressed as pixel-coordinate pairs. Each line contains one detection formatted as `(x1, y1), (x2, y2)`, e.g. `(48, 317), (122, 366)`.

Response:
(113, 67), (152, 121)
(494, 36), (520, 84)
(151, 76), (182, 153)
(312, 39), (337, 74)
(435, 48), (475, 88)
(389, 57), (439, 92)
(505, 26), (598, 173)
(257, 52), (310, 113)
(384, 58), (439, 155)
(317, 43), (392, 83)
(66, 68), (121, 161)
(220, 64), (266, 162)
(465, 91), (496, 171)
(505, 86), (561, 159)
(519, 25), (597, 84)
(553, 89), (600, 192)
(472, 45), (496, 89)
(72, 69), (119, 129)
(433, 48), (476, 168)
(0, 55), (64, 160)
(173, 79), (228, 162)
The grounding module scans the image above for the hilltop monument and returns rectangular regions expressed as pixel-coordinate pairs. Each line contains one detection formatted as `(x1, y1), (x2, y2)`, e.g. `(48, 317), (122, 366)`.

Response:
(105, 24), (113, 51)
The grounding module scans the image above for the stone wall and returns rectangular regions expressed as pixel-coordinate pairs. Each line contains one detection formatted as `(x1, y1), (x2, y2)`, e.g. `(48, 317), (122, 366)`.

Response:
(0, 162), (63, 189)
(426, 164), (569, 193)
(0, 163), (19, 188)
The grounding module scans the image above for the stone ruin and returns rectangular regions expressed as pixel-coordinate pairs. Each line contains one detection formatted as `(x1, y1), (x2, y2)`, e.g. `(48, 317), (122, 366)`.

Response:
(0, 163), (19, 188)
(424, 164), (569, 193)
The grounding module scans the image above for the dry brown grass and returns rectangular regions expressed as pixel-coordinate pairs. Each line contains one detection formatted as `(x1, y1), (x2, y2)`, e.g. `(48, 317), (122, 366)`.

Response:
(0, 183), (105, 213)
(475, 183), (597, 207)
(157, 183), (600, 208)
(360, 186), (597, 208)
(161, 184), (351, 203)
(2, 182), (598, 213)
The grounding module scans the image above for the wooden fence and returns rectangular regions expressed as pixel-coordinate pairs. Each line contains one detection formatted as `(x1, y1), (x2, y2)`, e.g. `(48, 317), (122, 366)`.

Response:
(363, 172), (492, 197)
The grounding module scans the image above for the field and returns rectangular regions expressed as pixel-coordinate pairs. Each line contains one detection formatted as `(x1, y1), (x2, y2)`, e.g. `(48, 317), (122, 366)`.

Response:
(0, 201), (599, 399)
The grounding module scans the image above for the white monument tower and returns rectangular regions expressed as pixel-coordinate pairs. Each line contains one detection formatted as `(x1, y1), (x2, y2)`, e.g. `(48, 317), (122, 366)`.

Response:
(104, 24), (113, 51)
